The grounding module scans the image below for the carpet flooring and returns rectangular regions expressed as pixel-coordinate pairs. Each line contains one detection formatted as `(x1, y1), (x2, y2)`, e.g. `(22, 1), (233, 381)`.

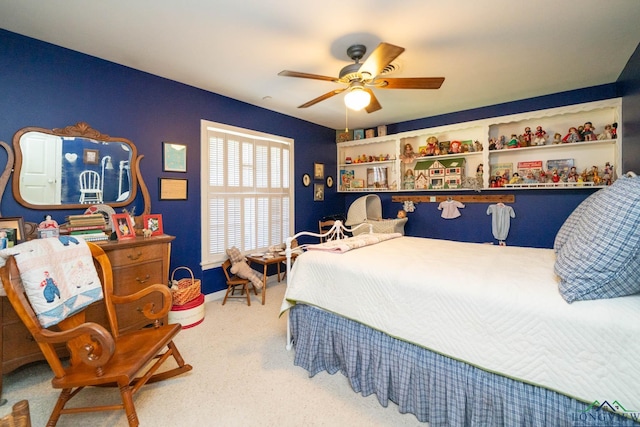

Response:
(0, 277), (424, 426)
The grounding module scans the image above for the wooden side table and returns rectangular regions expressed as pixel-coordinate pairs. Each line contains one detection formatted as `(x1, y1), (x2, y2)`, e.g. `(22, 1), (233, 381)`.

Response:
(246, 254), (286, 305)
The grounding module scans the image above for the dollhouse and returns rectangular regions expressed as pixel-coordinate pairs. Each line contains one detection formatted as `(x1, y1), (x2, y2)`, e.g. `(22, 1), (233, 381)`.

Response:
(414, 158), (466, 189)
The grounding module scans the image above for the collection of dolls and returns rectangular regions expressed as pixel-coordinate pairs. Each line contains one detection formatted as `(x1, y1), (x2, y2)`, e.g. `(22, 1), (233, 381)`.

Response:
(488, 122), (617, 150)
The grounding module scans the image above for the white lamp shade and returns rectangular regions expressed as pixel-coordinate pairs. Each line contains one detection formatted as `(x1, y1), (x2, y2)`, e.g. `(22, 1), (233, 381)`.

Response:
(344, 87), (371, 111)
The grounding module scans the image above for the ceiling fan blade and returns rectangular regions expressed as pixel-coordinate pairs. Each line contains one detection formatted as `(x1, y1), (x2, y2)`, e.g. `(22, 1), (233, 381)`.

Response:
(377, 77), (445, 89)
(278, 70), (338, 82)
(298, 88), (346, 108)
(364, 89), (382, 113)
(358, 42), (405, 79)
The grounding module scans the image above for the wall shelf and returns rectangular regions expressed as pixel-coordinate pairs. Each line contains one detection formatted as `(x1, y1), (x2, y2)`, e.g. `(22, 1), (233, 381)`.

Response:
(337, 98), (622, 193)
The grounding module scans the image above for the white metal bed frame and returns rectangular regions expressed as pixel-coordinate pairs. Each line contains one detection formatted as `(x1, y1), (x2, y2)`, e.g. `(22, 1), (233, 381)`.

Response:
(283, 220), (372, 350)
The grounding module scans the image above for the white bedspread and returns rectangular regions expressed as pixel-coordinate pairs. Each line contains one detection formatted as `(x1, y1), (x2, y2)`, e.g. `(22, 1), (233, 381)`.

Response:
(281, 236), (640, 405)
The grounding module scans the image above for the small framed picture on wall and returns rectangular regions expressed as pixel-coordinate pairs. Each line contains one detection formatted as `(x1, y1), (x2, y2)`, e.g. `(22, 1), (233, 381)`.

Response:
(314, 163), (324, 180)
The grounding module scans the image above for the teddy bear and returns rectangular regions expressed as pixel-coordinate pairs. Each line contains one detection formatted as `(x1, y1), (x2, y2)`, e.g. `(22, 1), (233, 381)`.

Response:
(226, 246), (263, 289)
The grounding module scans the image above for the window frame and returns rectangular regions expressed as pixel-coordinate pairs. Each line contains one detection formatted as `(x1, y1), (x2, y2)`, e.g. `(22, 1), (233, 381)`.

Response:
(200, 120), (294, 269)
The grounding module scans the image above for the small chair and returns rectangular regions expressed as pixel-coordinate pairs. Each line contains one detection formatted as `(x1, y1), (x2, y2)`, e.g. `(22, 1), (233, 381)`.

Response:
(78, 170), (103, 204)
(0, 400), (31, 427)
(0, 242), (192, 427)
(222, 259), (257, 306)
(318, 220), (336, 242)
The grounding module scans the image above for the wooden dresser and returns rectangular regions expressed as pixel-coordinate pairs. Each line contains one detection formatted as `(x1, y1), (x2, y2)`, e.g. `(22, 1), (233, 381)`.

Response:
(0, 234), (175, 398)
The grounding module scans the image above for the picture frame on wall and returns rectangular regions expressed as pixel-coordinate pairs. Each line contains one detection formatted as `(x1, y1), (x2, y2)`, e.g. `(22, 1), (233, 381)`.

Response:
(163, 142), (187, 172)
(314, 183), (324, 201)
(112, 213), (136, 240)
(142, 214), (164, 236)
(159, 178), (188, 200)
(313, 162), (324, 180)
(83, 149), (99, 165)
(353, 129), (365, 140)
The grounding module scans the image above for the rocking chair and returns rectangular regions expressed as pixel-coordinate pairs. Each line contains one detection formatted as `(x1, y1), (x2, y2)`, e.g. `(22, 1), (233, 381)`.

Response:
(0, 242), (192, 427)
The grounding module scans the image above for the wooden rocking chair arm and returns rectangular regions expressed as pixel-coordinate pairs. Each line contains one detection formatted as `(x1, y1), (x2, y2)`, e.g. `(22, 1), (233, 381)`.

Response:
(38, 322), (115, 367)
(110, 284), (172, 319)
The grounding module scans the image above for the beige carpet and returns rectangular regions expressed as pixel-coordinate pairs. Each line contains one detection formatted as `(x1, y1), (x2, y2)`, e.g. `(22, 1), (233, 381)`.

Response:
(1, 277), (424, 426)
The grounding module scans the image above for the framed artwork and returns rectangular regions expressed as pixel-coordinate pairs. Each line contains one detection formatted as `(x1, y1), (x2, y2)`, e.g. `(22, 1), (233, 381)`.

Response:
(351, 178), (365, 189)
(353, 129), (365, 140)
(143, 214), (164, 236)
(313, 162), (324, 180)
(159, 178), (188, 200)
(313, 183), (324, 201)
(83, 149), (99, 165)
(326, 176), (334, 188)
(163, 142), (187, 172)
(302, 173), (311, 187)
(112, 213), (136, 240)
(0, 216), (26, 245)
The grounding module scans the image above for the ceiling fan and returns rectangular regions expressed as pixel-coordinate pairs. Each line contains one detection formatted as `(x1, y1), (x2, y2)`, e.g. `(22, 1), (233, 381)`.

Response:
(278, 42), (444, 113)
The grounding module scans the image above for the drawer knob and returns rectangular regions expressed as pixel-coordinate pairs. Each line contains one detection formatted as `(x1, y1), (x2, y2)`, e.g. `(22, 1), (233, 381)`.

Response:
(136, 274), (151, 284)
(127, 251), (143, 261)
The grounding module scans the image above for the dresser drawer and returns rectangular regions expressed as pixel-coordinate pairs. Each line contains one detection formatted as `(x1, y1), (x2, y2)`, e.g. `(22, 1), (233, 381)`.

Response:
(112, 260), (167, 332)
(107, 243), (165, 267)
(113, 260), (166, 294)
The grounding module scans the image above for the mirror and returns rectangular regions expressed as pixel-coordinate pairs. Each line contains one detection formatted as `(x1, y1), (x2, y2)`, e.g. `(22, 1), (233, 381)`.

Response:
(12, 122), (140, 210)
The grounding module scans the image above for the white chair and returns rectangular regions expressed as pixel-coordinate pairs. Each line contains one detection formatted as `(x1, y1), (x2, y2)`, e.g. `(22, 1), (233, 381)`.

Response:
(78, 170), (103, 204)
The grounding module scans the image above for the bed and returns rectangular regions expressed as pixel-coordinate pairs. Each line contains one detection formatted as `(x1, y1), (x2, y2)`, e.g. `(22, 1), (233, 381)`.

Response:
(280, 174), (640, 425)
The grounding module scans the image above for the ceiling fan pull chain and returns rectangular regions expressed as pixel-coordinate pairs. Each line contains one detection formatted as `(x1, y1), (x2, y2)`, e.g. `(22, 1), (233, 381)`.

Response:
(345, 107), (349, 132)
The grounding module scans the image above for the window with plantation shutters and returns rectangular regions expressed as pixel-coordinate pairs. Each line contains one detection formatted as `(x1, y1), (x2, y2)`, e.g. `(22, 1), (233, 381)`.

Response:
(201, 120), (294, 268)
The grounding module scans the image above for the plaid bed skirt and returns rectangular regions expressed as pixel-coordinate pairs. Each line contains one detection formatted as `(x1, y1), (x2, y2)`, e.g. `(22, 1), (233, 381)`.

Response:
(289, 304), (638, 426)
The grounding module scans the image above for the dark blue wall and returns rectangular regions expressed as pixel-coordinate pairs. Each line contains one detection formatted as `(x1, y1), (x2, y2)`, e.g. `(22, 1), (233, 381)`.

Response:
(1, 29), (638, 292)
(0, 29), (338, 295)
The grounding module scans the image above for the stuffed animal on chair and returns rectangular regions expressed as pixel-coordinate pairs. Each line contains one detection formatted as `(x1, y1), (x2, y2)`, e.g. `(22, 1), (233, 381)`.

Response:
(226, 247), (263, 289)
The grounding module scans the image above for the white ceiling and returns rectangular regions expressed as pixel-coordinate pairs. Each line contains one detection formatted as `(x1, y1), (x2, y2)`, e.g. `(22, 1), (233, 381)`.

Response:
(1, 1), (640, 131)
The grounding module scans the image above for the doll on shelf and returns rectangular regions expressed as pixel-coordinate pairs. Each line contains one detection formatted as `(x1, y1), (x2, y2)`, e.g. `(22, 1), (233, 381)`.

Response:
(403, 169), (415, 190)
(599, 124), (614, 140)
(400, 143), (416, 164)
(509, 172), (522, 185)
(553, 133), (562, 144)
(507, 134), (520, 149)
(562, 127), (581, 143)
(425, 136), (439, 156)
(521, 127), (533, 146)
(533, 126), (547, 145)
(581, 121), (596, 141)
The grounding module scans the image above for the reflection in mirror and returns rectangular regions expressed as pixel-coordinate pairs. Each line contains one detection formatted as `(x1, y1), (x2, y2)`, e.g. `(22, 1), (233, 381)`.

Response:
(12, 122), (139, 210)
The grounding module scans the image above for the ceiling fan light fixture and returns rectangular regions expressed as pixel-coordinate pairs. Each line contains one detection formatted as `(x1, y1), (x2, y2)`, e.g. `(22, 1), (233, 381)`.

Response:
(344, 85), (371, 111)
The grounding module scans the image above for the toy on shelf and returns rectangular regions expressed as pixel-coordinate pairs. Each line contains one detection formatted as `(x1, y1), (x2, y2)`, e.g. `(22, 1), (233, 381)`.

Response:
(399, 143), (416, 164)
(562, 127), (581, 143)
(522, 127), (533, 146)
(581, 121), (596, 141)
(507, 134), (520, 149)
(533, 126), (547, 145)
